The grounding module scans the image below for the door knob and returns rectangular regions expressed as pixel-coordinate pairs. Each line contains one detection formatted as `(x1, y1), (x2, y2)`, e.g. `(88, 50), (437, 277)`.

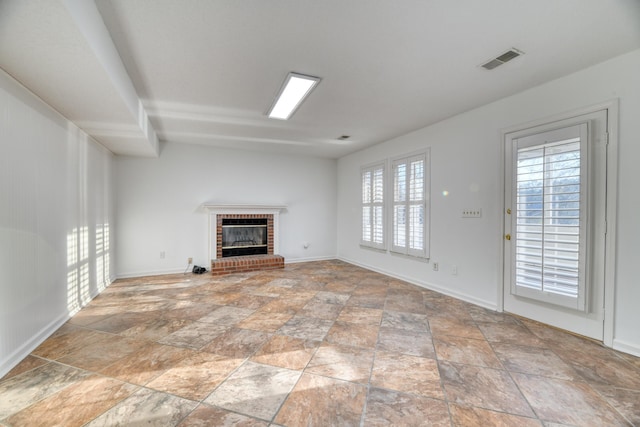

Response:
(505, 234), (511, 240)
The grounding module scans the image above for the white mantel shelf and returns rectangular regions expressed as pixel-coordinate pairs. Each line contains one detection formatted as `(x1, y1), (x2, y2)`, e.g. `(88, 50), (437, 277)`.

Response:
(202, 203), (287, 212)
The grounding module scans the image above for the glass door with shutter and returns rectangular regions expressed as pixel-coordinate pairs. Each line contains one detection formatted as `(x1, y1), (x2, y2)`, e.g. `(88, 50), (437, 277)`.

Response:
(503, 110), (607, 340)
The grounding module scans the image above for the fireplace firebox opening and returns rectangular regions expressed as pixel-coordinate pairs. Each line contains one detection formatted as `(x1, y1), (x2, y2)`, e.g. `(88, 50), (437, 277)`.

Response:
(221, 218), (268, 257)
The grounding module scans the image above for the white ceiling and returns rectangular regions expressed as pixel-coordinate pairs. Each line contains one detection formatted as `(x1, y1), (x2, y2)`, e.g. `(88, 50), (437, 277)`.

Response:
(1, 0), (639, 158)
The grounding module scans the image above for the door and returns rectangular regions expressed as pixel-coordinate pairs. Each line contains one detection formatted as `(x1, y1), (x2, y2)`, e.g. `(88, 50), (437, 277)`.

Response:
(503, 110), (608, 340)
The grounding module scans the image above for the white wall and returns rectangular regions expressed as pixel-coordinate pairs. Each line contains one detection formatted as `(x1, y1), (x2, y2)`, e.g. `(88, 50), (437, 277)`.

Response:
(337, 49), (640, 355)
(0, 70), (115, 377)
(114, 142), (337, 277)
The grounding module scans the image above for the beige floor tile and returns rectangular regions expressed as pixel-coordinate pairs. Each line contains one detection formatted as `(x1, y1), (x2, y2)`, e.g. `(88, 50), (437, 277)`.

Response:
(274, 373), (367, 427)
(364, 387), (450, 426)
(512, 372), (629, 426)
(439, 361), (535, 418)
(250, 335), (319, 370)
(433, 334), (502, 368)
(306, 343), (374, 383)
(371, 350), (443, 399)
(325, 321), (379, 349)
(4, 374), (137, 427)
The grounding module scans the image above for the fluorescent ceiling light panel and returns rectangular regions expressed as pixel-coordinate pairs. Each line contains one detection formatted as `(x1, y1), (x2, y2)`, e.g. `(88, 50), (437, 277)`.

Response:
(267, 72), (320, 120)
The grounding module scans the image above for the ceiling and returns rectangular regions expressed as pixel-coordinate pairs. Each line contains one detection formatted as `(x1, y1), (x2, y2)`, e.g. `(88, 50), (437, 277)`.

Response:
(1, 0), (639, 158)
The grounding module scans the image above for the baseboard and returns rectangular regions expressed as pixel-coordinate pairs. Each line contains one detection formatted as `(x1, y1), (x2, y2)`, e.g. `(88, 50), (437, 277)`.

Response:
(338, 256), (497, 311)
(0, 276), (115, 379)
(0, 311), (69, 379)
(613, 339), (640, 358)
(285, 255), (337, 264)
(116, 267), (188, 280)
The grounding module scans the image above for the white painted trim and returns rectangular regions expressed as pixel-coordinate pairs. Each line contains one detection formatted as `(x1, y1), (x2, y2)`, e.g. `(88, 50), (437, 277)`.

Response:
(285, 255), (336, 264)
(498, 99), (619, 347)
(602, 100), (619, 348)
(0, 312), (69, 378)
(338, 256), (497, 311)
(612, 339), (640, 358)
(116, 267), (191, 279)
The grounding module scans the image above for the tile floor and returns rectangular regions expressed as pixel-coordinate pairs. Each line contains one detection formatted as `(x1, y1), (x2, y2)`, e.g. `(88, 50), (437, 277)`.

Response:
(1, 260), (639, 426)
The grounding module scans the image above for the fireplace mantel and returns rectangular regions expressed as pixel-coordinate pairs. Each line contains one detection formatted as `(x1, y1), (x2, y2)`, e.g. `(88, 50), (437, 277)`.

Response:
(202, 204), (288, 212)
(203, 203), (287, 262)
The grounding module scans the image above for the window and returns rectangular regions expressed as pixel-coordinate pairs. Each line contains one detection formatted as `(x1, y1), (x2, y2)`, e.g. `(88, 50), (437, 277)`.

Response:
(361, 163), (385, 249)
(392, 151), (429, 258)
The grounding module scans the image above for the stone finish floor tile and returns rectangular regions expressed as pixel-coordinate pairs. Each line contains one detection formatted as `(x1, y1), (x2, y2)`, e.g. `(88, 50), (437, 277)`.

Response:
(177, 404), (268, 426)
(449, 404), (543, 427)
(336, 306), (383, 325)
(439, 361), (535, 418)
(204, 361), (300, 421)
(325, 321), (379, 348)
(306, 343), (375, 383)
(145, 351), (243, 401)
(274, 373), (367, 427)
(512, 372), (631, 426)
(433, 334), (502, 368)
(380, 310), (429, 332)
(363, 387), (450, 426)
(276, 315), (334, 341)
(250, 335), (320, 370)
(0, 355), (47, 381)
(297, 299), (344, 320)
(84, 388), (197, 427)
(2, 260), (638, 426)
(371, 350), (444, 399)
(492, 342), (580, 380)
(98, 343), (193, 386)
(4, 374), (137, 427)
(236, 311), (293, 332)
(158, 322), (230, 350)
(200, 328), (271, 359)
(378, 326), (436, 358)
(0, 363), (91, 420)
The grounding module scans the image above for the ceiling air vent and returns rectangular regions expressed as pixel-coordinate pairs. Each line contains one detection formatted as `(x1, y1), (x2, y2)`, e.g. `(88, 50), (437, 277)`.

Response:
(480, 48), (524, 70)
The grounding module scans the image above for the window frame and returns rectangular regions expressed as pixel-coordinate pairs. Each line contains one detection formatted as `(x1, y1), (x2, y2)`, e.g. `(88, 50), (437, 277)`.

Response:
(360, 162), (386, 250)
(390, 150), (430, 259)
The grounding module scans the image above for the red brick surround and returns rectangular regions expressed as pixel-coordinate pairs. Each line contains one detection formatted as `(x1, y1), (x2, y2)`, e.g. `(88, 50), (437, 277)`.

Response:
(210, 254), (284, 276)
(212, 213), (283, 275)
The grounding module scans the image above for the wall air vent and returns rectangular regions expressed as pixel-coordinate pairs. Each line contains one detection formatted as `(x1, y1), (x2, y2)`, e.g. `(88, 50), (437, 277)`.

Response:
(480, 48), (524, 70)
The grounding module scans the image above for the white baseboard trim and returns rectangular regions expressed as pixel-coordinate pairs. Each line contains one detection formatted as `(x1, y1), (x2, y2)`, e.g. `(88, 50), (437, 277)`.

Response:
(0, 277), (115, 378)
(285, 255), (337, 264)
(116, 267), (188, 280)
(338, 256), (497, 311)
(613, 339), (640, 358)
(0, 312), (69, 379)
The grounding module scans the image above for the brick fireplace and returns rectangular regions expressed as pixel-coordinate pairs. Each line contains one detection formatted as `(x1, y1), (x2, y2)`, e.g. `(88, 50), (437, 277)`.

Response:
(204, 204), (286, 275)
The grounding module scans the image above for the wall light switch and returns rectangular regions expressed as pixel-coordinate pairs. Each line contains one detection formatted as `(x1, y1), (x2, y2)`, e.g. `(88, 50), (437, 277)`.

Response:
(462, 209), (482, 218)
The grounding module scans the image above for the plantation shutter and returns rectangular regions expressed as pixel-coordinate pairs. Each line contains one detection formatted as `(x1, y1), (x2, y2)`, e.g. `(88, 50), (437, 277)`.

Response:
(512, 123), (588, 310)
(392, 153), (428, 257)
(361, 164), (385, 248)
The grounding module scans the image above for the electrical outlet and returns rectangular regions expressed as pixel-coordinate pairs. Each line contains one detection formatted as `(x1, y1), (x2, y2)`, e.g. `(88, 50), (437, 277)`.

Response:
(160, 251), (166, 259)
(462, 208), (482, 218)
(188, 257), (193, 265)
(451, 264), (458, 275)
(433, 262), (439, 271)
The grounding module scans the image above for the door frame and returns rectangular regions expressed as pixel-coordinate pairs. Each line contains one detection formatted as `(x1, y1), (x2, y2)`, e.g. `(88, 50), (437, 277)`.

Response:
(498, 100), (618, 347)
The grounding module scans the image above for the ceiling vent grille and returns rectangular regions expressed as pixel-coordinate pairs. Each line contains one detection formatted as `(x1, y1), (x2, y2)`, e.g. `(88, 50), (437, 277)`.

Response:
(481, 48), (524, 70)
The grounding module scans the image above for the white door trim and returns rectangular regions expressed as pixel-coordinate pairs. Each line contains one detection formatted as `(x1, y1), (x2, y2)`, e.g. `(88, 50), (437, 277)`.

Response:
(498, 99), (618, 347)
